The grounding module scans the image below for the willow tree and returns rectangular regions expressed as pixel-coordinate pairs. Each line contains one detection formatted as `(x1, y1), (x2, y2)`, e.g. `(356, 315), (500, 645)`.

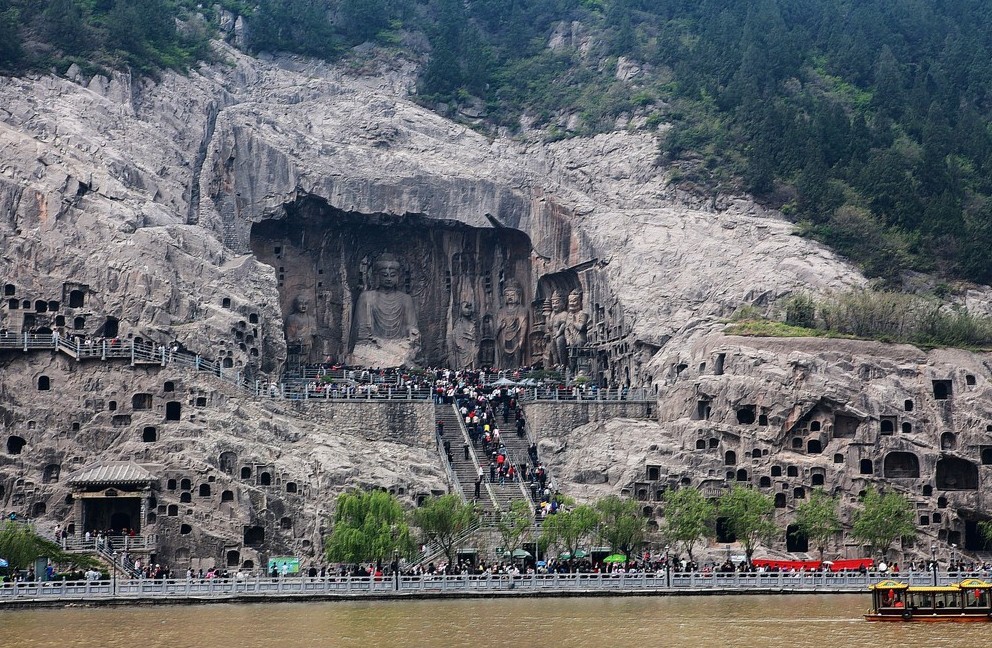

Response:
(495, 499), (533, 559)
(718, 485), (777, 564)
(595, 495), (645, 556)
(794, 489), (841, 561)
(851, 487), (916, 558)
(412, 494), (479, 568)
(662, 488), (715, 562)
(324, 489), (414, 567)
(539, 504), (599, 559)
(0, 522), (94, 573)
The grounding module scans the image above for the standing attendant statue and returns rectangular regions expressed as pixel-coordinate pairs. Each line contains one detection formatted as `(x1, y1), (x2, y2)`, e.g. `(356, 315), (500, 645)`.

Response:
(448, 299), (478, 370)
(349, 253), (420, 367)
(545, 290), (567, 368)
(495, 280), (528, 369)
(564, 289), (589, 348)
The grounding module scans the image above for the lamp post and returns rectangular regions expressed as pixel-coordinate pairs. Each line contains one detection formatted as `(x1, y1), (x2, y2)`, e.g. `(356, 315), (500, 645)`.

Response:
(930, 544), (937, 586)
(112, 551), (118, 596)
(393, 549), (400, 592)
(664, 544), (671, 589)
(950, 543), (958, 573)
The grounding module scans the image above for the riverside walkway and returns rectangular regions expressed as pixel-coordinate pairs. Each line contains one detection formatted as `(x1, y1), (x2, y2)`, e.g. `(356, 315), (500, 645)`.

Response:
(0, 571), (970, 603)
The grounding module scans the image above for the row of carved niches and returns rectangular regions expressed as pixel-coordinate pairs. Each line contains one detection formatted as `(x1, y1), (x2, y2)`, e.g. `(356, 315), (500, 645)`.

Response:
(251, 204), (538, 368)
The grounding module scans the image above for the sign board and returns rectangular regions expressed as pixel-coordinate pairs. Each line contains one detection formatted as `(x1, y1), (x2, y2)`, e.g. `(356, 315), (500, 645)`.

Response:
(267, 556), (300, 574)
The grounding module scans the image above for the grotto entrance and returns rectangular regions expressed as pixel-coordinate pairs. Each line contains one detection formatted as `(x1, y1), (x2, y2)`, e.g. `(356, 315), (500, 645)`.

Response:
(67, 462), (157, 541)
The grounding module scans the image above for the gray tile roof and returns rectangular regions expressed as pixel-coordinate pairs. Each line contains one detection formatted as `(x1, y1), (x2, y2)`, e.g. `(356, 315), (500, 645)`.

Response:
(68, 462), (157, 485)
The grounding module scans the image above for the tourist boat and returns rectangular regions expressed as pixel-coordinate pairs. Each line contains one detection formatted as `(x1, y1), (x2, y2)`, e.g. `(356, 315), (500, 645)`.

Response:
(865, 579), (992, 622)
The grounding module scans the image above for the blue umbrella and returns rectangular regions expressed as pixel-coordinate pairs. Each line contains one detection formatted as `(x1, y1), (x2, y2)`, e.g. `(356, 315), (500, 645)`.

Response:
(0, 558), (8, 568)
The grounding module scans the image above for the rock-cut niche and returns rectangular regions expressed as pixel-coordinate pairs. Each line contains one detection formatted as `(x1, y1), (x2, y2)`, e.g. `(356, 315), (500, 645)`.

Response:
(250, 198), (533, 369)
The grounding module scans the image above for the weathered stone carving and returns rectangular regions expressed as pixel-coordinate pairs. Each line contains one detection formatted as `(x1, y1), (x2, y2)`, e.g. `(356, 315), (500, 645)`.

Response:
(495, 280), (528, 368)
(447, 298), (478, 370)
(284, 294), (317, 353)
(565, 289), (590, 349)
(545, 290), (567, 368)
(349, 253), (420, 367)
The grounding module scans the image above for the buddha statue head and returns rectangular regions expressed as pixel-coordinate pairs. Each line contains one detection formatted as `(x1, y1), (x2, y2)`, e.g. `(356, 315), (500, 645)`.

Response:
(374, 253), (401, 290)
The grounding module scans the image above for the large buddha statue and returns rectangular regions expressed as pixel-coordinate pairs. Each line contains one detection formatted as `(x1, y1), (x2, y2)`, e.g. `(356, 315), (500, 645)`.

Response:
(349, 254), (420, 367)
(495, 280), (528, 369)
(447, 298), (478, 370)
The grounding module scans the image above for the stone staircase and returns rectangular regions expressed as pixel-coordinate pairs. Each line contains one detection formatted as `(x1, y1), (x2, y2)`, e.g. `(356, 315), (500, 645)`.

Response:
(433, 403), (535, 518)
(434, 404), (499, 513)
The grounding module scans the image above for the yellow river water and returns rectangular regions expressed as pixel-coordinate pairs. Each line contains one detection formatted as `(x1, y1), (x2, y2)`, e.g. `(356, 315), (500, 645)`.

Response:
(0, 594), (986, 648)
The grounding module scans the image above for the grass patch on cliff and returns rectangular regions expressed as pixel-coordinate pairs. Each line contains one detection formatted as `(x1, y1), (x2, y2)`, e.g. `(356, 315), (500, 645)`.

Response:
(726, 290), (992, 351)
(724, 319), (852, 339)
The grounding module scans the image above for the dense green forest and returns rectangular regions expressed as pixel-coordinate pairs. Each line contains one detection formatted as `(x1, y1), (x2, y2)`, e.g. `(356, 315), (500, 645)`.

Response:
(3, 0), (992, 287)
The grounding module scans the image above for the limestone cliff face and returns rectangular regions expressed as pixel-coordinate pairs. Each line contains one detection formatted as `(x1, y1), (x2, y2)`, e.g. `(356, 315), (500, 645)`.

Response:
(0, 42), (986, 565)
(543, 335), (992, 557)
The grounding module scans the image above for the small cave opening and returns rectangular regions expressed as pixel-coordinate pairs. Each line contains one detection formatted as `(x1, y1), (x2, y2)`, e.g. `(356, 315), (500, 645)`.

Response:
(42, 464), (60, 483)
(932, 380), (952, 400)
(715, 517), (736, 543)
(219, 451), (237, 473)
(7, 436), (26, 455)
(736, 406), (756, 425)
(786, 524), (809, 552)
(936, 456), (978, 490)
(832, 414), (859, 438)
(883, 452), (920, 478)
(244, 526), (265, 545)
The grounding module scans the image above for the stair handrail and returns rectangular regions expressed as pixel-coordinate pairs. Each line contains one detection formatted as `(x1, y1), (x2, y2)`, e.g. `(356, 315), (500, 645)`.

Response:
(435, 428), (467, 502)
(448, 404), (501, 512)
